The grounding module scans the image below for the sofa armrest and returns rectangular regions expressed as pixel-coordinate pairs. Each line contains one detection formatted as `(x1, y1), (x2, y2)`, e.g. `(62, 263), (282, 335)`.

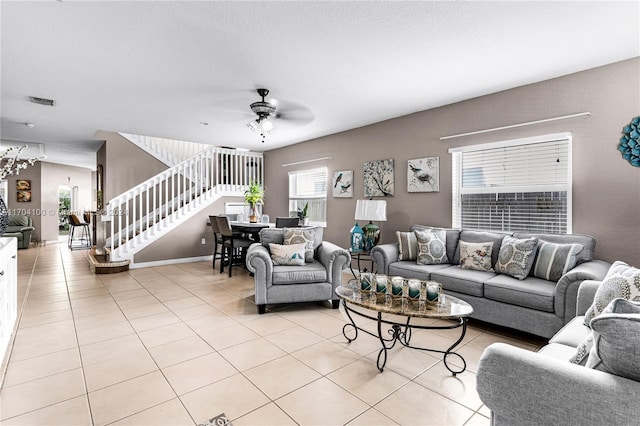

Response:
(246, 243), (273, 302)
(477, 343), (640, 426)
(576, 280), (602, 316)
(370, 243), (399, 275)
(20, 226), (35, 232)
(317, 241), (351, 288)
(554, 260), (610, 322)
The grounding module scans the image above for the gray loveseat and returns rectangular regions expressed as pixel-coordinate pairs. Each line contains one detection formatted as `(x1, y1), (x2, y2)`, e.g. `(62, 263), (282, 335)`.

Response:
(477, 278), (640, 425)
(2, 214), (35, 249)
(246, 227), (351, 314)
(371, 226), (610, 338)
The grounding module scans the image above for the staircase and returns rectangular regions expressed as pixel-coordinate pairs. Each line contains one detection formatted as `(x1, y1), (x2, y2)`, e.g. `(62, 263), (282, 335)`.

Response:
(104, 146), (263, 263)
(119, 132), (211, 166)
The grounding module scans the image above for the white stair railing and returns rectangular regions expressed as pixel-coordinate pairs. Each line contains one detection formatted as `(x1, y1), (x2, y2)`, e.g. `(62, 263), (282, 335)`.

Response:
(106, 146), (263, 262)
(119, 132), (211, 166)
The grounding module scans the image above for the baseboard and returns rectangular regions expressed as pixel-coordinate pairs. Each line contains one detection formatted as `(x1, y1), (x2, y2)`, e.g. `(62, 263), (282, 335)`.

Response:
(130, 255), (213, 269)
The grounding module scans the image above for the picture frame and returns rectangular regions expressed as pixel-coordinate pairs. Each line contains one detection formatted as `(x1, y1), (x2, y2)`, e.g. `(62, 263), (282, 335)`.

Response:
(16, 179), (31, 190)
(332, 170), (353, 198)
(364, 159), (394, 197)
(17, 191), (31, 202)
(407, 157), (439, 193)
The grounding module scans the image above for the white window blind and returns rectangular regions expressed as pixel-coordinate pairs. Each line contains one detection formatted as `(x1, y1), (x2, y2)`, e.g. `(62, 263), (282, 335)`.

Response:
(450, 133), (572, 234)
(288, 167), (327, 225)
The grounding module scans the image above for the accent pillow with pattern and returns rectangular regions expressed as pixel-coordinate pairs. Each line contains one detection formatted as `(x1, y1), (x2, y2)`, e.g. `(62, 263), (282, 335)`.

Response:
(283, 227), (316, 263)
(458, 241), (494, 272)
(532, 241), (583, 282)
(396, 231), (418, 261)
(415, 229), (448, 265)
(583, 261), (640, 326)
(495, 236), (538, 280)
(269, 243), (306, 266)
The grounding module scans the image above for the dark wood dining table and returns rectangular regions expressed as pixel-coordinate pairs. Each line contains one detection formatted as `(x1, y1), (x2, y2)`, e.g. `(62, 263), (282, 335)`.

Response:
(229, 221), (271, 241)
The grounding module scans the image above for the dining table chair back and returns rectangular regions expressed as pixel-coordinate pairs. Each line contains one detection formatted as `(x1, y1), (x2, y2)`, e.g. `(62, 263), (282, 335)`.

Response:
(275, 217), (300, 228)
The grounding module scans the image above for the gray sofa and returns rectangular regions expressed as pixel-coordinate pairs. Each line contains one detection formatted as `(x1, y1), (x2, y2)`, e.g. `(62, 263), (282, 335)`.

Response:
(477, 279), (640, 425)
(2, 214), (35, 249)
(371, 226), (610, 338)
(246, 227), (351, 314)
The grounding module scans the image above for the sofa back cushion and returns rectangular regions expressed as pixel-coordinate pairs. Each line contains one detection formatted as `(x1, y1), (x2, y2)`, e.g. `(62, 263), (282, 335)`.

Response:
(494, 236), (539, 280)
(260, 227), (323, 253)
(531, 241), (583, 282)
(8, 215), (30, 227)
(453, 230), (511, 267)
(513, 232), (596, 264)
(415, 229), (449, 265)
(410, 225), (460, 263)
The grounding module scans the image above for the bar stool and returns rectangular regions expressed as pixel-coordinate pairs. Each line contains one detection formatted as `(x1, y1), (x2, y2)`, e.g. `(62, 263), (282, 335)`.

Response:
(214, 215), (253, 277)
(68, 214), (91, 250)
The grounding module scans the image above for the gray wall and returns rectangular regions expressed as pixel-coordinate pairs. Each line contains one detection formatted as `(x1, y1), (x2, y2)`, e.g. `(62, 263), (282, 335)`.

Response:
(263, 58), (640, 266)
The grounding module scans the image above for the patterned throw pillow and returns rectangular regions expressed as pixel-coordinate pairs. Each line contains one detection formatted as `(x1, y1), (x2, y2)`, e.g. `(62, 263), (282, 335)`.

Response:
(532, 241), (583, 282)
(269, 243), (306, 266)
(396, 231), (418, 261)
(458, 241), (494, 272)
(494, 236), (538, 280)
(414, 229), (448, 265)
(583, 261), (640, 326)
(283, 227), (316, 263)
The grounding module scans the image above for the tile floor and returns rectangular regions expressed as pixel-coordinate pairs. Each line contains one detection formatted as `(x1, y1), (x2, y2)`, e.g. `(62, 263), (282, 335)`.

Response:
(0, 244), (546, 425)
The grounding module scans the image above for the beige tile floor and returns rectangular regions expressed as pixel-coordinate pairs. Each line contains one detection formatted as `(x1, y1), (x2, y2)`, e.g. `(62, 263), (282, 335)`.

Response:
(0, 244), (546, 425)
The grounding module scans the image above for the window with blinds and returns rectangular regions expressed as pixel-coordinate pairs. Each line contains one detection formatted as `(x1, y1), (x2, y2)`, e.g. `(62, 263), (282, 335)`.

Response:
(288, 167), (328, 225)
(450, 133), (572, 234)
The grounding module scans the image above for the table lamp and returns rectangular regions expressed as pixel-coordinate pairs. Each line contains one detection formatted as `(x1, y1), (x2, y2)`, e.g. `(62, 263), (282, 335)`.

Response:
(354, 199), (387, 251)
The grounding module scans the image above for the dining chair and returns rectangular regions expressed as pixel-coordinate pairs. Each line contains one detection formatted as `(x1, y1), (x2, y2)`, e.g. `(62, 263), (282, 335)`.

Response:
(209, 215), (225, 269)
(214, 215), (253, 277)
(275, 217), (300, 228)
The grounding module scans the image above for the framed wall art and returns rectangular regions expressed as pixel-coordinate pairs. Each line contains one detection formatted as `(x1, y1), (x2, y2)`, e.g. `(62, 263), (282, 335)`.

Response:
(332, 170), (353, 198)
(16, 179), (31, 191)
(17, 191), (31, 202)
(407, 157), (439, 193)
(364, 158), (394, 197)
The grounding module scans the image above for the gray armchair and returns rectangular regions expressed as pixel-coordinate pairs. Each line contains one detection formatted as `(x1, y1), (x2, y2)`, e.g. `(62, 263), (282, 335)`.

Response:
(246, 227), (351, 314)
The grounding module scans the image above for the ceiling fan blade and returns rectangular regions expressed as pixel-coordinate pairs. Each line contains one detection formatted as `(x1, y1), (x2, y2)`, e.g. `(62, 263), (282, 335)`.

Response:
(273, 99), (315, 125)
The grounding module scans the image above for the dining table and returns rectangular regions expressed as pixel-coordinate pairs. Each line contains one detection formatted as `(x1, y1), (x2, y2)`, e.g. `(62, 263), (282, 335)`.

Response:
(229, 221), (271, 241)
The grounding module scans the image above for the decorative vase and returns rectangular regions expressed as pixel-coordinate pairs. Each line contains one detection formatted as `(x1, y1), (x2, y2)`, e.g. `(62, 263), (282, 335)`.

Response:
(0, 196), (9, 236)
(249, 204), (258, 223)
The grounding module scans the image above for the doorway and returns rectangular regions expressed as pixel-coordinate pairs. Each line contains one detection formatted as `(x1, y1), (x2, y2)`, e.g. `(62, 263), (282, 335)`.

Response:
(58, 185), (78, 239)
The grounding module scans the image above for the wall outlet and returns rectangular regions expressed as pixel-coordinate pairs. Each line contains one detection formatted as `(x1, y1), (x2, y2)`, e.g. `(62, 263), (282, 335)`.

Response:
(201, 238), (206, 245)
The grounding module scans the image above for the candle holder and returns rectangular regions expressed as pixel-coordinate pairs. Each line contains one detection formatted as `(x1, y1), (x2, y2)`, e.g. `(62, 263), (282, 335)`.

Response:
(359, 272), (373, 301)
(426, 282), (441, 304)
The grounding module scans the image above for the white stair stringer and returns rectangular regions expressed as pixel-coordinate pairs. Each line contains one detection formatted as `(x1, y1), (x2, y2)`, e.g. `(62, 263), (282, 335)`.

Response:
(105, 145), (264, 264)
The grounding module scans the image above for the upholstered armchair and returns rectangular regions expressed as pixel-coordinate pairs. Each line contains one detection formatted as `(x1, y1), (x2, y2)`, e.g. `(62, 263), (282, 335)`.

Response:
(246, 227), (351, 314)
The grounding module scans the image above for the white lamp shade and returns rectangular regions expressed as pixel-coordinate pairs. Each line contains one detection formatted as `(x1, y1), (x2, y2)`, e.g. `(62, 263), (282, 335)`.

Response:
(354, 199), (387, 221)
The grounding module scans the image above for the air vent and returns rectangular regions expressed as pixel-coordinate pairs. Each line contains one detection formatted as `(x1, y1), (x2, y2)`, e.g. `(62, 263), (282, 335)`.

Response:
(28, 96), (56, 106)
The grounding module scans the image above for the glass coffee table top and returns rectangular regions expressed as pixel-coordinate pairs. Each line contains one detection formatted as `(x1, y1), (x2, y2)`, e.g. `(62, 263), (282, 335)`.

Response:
(335, 280), (473, 320)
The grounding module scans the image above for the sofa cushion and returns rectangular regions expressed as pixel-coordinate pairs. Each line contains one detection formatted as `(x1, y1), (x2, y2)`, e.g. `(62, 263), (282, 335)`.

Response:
(458, 241), (494, 272)
(283, 228), (316, 263)
(269, 243), (306, 266)
(532, 241), (583, 282)
(586, 298), (640, 381)
(261, 227), (323, 253)
(453, 230), (510, 266)
(537, 342), (578, 362)
(431, 265), (494, 297)
(388, 261), (450, 280)
(410, 226), (460, 264)
(5, 226), (26, 234)
(8, 215), (29, 227)
(396, 231), (418, 261)
(549, 316), (591, 348)
(494, 236), (538, 280)
(513, 232), (596, 264)
(584, 261), (640, 326)
(415, 229), (449, 265)
(272, 262), (327, 285)
(484, 274), (556, 312)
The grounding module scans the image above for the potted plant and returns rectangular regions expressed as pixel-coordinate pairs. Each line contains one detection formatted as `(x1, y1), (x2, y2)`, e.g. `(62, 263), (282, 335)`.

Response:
(244, 180), (264, 223)
(297, 202), (309, 226)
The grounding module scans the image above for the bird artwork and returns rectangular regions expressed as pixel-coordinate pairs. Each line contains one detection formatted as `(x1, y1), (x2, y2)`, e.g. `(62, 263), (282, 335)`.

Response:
(408, 157), (439, 192)
(340, 183), (351, 194)
(334, 172), (343, 188)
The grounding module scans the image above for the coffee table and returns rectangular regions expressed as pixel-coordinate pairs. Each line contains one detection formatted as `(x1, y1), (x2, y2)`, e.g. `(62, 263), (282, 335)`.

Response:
(335, 279), (474, 375)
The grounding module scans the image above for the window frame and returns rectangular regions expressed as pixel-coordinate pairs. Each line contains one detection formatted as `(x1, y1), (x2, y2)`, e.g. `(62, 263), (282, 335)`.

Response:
(288, 166), (328, 227)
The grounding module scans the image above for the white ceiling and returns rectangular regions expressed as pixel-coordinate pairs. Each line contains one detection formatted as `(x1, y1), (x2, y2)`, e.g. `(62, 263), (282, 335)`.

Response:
(1, 1), (638, 170)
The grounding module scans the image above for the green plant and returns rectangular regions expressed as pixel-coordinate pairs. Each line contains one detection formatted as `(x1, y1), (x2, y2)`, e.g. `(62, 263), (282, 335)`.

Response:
(297, 202), (309, 219)
(244, 180), (264, 207)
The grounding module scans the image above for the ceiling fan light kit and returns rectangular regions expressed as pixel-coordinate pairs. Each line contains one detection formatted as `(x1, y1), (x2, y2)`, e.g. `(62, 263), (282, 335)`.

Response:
(248, 88), (277, 142)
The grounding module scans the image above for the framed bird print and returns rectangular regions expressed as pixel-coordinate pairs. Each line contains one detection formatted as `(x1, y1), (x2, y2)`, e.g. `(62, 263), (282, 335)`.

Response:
(332, 170), (353, 198)
(408, 157), (439, 192)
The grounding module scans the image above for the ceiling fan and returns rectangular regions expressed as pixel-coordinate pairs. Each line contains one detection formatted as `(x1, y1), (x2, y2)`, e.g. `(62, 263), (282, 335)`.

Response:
(244, 88), (314, 143)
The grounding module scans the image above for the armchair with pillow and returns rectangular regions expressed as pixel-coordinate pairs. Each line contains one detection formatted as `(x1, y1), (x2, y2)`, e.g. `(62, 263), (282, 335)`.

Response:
(2, 214), (35, 249)
(477, 261), (640, 425)
(246, 227), (351, 314)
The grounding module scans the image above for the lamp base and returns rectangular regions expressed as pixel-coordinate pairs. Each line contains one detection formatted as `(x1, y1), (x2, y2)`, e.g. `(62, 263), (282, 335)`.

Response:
(362, 222), (380, 252)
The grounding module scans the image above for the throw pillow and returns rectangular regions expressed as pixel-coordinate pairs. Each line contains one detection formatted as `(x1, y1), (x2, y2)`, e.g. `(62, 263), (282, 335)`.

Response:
(283, 227), (316, 263)
(585, 298), (640, 381)
(396, 231), (418, 261)
(569, 295), (621, 365)
(269, 243), (306, 266)
(458, 241), (494, 272)
(414, 229), (448, 265)
(494, 236), (538, 280)
(583, 261), (640, 326)
(532, 241), (583, 282)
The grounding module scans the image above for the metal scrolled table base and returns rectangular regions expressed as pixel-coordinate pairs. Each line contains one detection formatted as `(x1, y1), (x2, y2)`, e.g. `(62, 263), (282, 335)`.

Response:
(341, 299), (468, 375)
